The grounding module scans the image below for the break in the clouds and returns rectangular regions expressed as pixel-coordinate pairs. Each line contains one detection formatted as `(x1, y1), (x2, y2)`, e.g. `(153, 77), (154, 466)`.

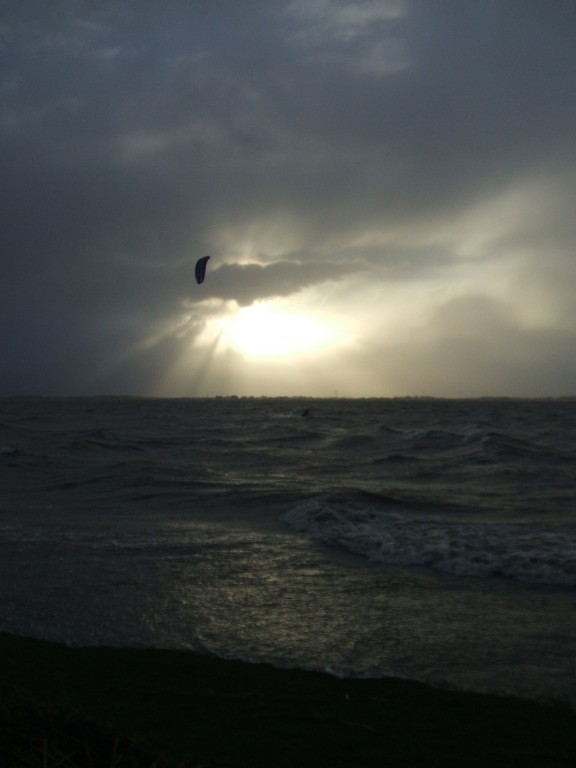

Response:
(1, 0), (576, 396)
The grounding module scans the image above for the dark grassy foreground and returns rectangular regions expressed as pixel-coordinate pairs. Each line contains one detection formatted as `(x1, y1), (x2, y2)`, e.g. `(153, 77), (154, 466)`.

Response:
(1, 633), (575, 768)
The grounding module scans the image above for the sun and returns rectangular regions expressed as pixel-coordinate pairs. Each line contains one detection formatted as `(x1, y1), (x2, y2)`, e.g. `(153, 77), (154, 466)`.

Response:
(222, 302), (342, 358)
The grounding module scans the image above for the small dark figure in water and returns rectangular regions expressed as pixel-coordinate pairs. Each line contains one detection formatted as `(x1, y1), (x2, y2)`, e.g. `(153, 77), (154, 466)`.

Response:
(302, 409), (309, 417)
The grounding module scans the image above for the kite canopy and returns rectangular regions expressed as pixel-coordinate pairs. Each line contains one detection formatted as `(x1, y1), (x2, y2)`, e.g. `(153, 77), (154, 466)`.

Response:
(195, 255), (210, 284)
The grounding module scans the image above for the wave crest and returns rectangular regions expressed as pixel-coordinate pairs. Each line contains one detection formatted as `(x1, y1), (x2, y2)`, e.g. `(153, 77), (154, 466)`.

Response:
(283, 497), (576, 586)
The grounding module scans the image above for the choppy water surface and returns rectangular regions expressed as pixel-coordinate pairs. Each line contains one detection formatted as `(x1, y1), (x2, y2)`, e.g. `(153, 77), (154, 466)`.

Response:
(0, 397), (575, 704)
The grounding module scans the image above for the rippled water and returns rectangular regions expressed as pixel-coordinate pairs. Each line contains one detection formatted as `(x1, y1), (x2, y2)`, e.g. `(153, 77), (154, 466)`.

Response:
(1, 396), (575, 704)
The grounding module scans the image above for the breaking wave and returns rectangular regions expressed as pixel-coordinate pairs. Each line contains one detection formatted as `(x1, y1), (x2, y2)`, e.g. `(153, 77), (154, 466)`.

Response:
(283, 496), (576, 586)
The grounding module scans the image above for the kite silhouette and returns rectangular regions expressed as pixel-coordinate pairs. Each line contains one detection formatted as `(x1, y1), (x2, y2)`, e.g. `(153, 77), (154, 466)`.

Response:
(195, 255), (210, 284)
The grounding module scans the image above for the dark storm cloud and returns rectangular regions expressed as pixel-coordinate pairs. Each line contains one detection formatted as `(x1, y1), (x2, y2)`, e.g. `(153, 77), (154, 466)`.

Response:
(197, 260), (361, 306)
(1, 0), (576, 394)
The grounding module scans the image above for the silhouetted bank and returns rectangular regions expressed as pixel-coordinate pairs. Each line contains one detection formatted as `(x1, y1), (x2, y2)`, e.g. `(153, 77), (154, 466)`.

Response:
(1, 633), (575, 767)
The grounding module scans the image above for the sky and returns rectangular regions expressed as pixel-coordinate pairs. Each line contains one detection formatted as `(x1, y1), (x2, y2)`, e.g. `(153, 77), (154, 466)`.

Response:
(2, 0), (576, 397)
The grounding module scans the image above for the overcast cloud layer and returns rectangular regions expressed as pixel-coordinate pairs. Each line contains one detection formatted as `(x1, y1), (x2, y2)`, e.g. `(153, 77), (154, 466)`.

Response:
(2, 0), (576, 396)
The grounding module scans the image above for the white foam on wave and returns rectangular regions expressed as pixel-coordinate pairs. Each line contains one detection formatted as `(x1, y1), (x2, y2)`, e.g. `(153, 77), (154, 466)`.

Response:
(283, 497), (576, 586)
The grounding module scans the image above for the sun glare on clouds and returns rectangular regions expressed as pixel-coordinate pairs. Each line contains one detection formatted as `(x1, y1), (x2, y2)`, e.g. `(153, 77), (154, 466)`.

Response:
(220, 302), (345, 359)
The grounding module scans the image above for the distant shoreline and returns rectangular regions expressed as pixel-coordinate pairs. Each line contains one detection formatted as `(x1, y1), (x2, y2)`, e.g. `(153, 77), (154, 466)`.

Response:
(1, 394), (575, 401)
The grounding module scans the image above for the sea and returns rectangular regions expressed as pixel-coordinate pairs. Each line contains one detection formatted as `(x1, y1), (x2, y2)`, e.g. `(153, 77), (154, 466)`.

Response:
(1, 396), (575, 705)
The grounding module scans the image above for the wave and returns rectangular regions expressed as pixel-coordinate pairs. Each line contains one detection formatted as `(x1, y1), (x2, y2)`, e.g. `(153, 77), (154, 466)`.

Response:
(283, 496), (576, 586)
(318, 424), (558, 466)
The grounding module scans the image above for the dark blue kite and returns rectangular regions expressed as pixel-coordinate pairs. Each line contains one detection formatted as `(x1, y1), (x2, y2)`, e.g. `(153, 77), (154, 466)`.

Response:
(195, 255), (211, 284)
